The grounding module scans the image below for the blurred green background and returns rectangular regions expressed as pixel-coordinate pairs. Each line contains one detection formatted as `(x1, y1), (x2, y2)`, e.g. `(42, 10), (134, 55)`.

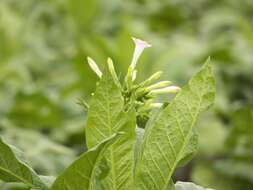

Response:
(1, 0), (253, 189)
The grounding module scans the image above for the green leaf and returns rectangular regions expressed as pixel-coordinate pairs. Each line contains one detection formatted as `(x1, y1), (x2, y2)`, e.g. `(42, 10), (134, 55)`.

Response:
(50, 133), (119, 190)
(175, 182), (213, 190)
(134, 127), (145, 163)
(135, 60), (215, 190)
(134, 128), (176, 190)
(0, 137), (48, 190)
(85, 66), (136, 189)
(85, 65), (125, 148)
(177, 131), (198, 167)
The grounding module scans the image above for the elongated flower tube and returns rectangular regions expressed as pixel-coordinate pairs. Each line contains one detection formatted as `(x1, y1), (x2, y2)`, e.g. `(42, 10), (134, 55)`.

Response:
(126, 37), (152, 88)
(146, 81), (172, 91)
(87, 57), (102, 78)
(130, 37), (152, 70)
(149, 86), (181, 95)
(136, 80), (172, 97)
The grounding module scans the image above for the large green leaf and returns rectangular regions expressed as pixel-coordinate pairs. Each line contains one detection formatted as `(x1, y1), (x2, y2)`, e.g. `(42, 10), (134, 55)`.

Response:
(135, 60), (215, 190)
(50, 133), (119, 190)
(0, 137), (48, 190)
(85, 65), (136, 190)
(175, 181), (213, 190)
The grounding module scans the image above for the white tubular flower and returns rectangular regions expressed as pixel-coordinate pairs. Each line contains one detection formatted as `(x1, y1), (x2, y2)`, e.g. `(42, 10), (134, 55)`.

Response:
(130, 37), (152, 70)
(149, 86), (181, 95)
(87, 57), (102, 78)
(146, 81), (172, 91)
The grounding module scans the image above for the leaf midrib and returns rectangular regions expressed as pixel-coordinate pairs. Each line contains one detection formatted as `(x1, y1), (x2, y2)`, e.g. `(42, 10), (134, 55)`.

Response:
(161, 91), (203, 190)
(105, 73), (117, 190)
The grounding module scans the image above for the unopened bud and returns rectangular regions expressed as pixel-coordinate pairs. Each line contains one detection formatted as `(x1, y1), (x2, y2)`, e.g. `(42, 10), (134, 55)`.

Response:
(149, 86), (181, 95)
(140, 71), (163, 87)
(150, 103), (163, 108)
(87, 57), (102, 78)
(107, 57), (120, 87)
(146, 81), (172, 91)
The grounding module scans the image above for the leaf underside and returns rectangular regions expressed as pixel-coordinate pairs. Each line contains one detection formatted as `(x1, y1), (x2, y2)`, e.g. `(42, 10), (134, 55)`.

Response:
(135, 60), (215, 190)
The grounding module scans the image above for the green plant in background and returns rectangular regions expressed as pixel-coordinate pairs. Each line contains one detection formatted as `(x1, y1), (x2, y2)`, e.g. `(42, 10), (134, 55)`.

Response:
(1, 0), (253, 190)
(0, 38), (215, 190)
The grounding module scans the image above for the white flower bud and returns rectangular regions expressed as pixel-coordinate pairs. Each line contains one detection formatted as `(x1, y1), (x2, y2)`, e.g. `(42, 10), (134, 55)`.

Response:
(146, 81), (172, 91)
(107, 57), (121, 87)
(150, 103), (163, 108)
(149, 86), (181, 95)
(87, 57), (102, 78)
(138, 71), (163, 88)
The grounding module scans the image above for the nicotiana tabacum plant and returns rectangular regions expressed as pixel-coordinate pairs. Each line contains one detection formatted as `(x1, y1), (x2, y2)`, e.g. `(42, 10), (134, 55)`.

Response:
(0, 37), (215, 190)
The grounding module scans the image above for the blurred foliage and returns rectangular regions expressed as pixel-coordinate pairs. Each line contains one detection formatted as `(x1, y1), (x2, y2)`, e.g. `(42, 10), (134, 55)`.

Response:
(0, 0), (253, 189)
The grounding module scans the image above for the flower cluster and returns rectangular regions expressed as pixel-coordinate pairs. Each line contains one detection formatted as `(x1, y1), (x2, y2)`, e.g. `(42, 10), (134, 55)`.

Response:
(87, 37), (181, 127)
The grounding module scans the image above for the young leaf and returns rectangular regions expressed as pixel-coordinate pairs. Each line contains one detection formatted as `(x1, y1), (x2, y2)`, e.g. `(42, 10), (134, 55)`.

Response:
(0, 137), (49, 190)
(175, 181), (213, 190)
(50, 133), (119, 190)
(85, 65), (136, 189)
(85, 64), (126, 148)
(135, 60), (215, 190)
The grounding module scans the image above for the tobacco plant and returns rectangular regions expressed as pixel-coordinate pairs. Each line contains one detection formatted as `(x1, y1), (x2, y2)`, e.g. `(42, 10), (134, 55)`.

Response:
(0, 37), (215, 190)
